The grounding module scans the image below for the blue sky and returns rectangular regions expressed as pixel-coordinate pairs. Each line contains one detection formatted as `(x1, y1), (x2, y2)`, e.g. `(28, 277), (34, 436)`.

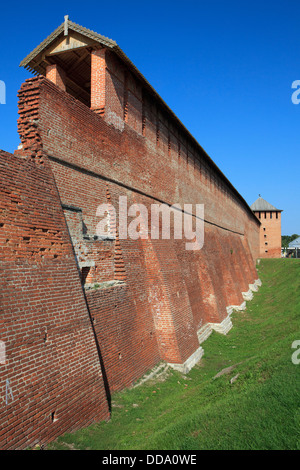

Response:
(0, 0), (299, 234)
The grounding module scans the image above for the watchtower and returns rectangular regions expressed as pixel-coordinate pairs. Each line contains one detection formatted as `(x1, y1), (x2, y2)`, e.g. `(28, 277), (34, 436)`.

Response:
(251, 196), (282, 258)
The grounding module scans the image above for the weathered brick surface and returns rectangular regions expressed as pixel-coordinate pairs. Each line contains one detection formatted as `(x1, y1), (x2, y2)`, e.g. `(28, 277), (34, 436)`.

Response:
(0, 56), (260, 447)
(0, 149), (109, 450)
(17, 76), (260, 374)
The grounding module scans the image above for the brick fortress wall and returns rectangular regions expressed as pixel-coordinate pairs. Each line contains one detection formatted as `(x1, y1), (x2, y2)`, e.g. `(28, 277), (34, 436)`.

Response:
(16, 73), (260, 386)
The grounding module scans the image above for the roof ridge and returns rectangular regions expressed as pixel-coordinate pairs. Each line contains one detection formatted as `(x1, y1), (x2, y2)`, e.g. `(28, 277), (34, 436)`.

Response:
(67, 19), (117, 47)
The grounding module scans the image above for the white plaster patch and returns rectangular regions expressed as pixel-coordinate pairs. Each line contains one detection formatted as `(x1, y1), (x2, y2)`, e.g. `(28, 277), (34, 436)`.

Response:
(106, 108), (125, 131)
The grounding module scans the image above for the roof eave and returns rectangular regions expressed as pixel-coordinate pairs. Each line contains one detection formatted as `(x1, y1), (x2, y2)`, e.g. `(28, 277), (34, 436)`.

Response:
(19, 23), (65, 68)
(252, 208), (283, 212)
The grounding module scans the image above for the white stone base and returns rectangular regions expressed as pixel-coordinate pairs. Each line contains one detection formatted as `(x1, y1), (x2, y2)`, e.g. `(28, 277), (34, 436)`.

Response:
(249, 283), (259, 292)
(243, 278), (262, 300)
(226, 305), (234, 316)
(229, 301), (247, 312)
(254, 278), (262, 287)
(197, 323), (213, 344)
(208, 314), (233, 335)
(168, 346), (204, 374)
(132, 362), (170, 388)
(242, 289), (253, 301)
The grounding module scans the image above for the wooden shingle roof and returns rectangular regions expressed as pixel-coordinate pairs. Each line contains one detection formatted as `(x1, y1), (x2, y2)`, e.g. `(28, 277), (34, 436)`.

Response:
(250, 197), (282, 212)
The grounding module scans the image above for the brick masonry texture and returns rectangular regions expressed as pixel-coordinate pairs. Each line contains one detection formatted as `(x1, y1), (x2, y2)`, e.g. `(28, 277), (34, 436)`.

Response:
(0, 148), (109, 449)
(26, 73), (260, 367)
(0, 49), (260, 447)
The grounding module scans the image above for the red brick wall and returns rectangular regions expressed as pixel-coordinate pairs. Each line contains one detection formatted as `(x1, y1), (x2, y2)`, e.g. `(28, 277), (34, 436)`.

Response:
(14, 73), (260, 404)
(86, 283), (160, 393)
(32, 75), (259, 240)
(253, 211), (281, 258)
(0, 149), (109, 450)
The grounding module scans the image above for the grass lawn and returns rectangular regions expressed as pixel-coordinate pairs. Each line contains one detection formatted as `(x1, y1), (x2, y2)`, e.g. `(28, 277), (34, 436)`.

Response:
(49, 259), (300, 450)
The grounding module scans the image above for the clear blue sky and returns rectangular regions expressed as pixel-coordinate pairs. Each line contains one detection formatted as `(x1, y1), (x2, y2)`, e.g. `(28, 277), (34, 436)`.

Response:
(0, 0), (299, 234)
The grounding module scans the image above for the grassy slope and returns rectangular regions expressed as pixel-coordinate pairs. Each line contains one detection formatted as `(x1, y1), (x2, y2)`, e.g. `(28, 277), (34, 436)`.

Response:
(49, 259), (300, 450)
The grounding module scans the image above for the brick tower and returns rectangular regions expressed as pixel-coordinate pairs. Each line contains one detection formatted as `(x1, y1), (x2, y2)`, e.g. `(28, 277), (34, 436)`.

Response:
(251, 196), (282, 258)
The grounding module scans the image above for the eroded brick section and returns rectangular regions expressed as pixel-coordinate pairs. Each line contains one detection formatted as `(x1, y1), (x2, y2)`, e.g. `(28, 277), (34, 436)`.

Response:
(16, 77), (44, 162)
(0, 150), (109, 450)
(106, 186), (127, 282)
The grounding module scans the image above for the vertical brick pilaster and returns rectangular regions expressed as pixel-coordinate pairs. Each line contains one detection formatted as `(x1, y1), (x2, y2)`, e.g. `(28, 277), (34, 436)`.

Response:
(91, 48), (106, 116)
(46, 64), (66, 91)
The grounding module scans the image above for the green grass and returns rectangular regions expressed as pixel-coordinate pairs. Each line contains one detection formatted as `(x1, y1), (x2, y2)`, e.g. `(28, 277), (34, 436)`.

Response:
(49, 259), (300, 450)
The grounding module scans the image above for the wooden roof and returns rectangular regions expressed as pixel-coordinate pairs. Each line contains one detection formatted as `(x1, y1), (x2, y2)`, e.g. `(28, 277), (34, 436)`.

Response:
(20, 17), (260, 222)
(251, 197), (282, 212)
